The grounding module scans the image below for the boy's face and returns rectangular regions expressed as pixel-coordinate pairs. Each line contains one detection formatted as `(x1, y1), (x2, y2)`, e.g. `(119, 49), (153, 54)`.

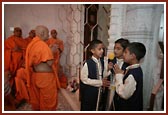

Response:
(123, 48), (134, 64)
(91, 43), (104, 59)
(114, 43), (124, 59)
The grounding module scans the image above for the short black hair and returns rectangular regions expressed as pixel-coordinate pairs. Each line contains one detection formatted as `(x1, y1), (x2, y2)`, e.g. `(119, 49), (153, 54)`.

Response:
(115, 38), (130, 50)
(88, 39), (103, 51)
(88, 39), (103, 56)
(127, 42), (146, 61)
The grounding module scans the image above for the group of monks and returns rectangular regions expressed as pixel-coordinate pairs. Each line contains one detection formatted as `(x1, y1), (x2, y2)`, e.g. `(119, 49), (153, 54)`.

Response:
(4, 25), (67, 111)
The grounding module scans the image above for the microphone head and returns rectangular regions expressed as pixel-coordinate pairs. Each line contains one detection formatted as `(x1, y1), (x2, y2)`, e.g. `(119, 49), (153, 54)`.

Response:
(108, 52), (115, 60)
(108, 52), (115, 63)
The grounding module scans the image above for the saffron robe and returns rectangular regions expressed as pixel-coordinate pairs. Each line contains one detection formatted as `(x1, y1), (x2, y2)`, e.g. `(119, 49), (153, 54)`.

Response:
(25, 36), (57, 110)
(46, 37), (64, 76)
(24, 36), (33, 46)
(46, 37), (64, 88)
(15, 68), (29, 102)
(4, 35), (27, 86)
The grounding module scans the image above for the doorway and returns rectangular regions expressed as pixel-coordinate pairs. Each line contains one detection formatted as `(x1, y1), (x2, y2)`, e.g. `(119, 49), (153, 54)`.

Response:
(83, 4), (111, 61)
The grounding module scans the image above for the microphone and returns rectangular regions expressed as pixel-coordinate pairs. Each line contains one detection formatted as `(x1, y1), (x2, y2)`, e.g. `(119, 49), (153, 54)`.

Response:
(108, 52), (115, 63)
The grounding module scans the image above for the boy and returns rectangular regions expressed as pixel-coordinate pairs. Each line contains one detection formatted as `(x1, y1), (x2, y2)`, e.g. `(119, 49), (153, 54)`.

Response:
(106, 38), (130, 110)
(80, 39), (111, 111)
(111, 38), (130, 70)
(113, 42), (146, 111)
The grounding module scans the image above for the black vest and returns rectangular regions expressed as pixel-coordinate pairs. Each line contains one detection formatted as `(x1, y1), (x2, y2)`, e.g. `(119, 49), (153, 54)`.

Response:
(113, 67), (143, 111)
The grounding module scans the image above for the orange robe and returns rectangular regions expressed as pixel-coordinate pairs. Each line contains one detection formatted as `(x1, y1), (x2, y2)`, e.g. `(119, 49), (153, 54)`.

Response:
(25, 36), (58, 110)
(15, 67), (29, 102)
(46, 37), (64, 77)
(29, 72), (57, 110)
(24, 36), (33, 46)
(59, 72), (68, 89)
(57, 65), (67, 89)
(4, 35), (27, 85)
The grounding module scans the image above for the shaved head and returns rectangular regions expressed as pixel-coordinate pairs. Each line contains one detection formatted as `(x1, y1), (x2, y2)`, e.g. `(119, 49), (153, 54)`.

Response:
(29, 29), (36, 38)
(35, 25), (49, 41)
(14, 27), (21, 31)
(13, 27), (22, 37)
(51, 29), (57, 33)
(50, 29), (57, 39)
(29, 29), (35, 34)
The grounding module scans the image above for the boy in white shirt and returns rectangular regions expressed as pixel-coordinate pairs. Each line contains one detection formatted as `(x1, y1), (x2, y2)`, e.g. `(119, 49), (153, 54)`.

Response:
(113, 42), (146, 111)
(107, 38), (129, 110)
(80, 39), (111, 111)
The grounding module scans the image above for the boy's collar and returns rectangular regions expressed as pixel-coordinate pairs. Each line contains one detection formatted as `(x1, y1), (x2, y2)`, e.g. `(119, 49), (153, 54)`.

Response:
(126, 64), (140, 70)
(92, 56), (100, 63)
(116, 58), (124, 62)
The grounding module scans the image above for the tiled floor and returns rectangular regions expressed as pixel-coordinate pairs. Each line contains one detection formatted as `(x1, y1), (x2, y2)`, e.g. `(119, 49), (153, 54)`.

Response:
(16, 89), (75, 111)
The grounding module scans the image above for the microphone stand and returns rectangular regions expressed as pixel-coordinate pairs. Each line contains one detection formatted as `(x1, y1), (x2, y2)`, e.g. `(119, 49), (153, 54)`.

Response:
(96, 87), (101, 111)
(105, 67), (116, 110)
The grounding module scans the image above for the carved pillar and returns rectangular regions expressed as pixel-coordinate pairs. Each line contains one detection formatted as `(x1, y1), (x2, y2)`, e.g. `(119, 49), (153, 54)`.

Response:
(68, 4), (83, 78)
(107, 4), (124, 54)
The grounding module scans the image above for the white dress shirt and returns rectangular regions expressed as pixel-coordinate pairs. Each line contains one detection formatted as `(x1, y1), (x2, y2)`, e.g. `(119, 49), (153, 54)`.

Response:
(115, 64), (140, 99)
(116, 58), (124, 69)
(80, 56), (110, 87)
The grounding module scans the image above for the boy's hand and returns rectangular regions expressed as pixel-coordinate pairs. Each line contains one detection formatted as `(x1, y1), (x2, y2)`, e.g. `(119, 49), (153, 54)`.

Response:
(108, 62), (113, 71)
(113, 64), (124, 74)
(102, 77), (110, 87)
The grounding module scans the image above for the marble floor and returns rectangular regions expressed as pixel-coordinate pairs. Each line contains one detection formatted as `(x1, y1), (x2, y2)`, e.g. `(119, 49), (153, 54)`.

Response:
(16, 88), (80, 111)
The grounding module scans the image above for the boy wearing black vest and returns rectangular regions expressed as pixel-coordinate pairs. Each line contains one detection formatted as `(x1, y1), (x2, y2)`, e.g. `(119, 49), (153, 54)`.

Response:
(80, 39), (112, 111)
(111, 38), (130, 72)
(113, 42), (146, 111)
(106, 38), (129, 110)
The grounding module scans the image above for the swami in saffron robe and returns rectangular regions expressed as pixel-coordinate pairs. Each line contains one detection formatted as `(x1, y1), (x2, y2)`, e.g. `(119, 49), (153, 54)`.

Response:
(25, 36), (58, 110)
(4, 35), (27, 86)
